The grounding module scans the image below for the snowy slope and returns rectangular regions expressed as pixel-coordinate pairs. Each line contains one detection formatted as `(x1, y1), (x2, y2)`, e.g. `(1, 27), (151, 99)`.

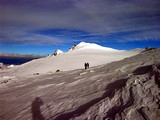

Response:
(0, 49), (159, 120)
(1, 42), (142, 77)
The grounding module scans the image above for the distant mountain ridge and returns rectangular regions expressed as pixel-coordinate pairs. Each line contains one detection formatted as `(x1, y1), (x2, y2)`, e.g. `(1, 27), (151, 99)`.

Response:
(0, 53), (43, 65)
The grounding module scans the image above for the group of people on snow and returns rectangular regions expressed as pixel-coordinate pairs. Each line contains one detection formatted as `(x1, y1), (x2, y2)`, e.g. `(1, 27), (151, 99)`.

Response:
(56, 62), (90, 72)
(84, 62), (89, 70)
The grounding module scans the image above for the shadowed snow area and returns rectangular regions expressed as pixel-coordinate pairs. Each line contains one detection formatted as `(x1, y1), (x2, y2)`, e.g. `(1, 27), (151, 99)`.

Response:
(0, 42), (142, 77)
(0, 48), (160, 120)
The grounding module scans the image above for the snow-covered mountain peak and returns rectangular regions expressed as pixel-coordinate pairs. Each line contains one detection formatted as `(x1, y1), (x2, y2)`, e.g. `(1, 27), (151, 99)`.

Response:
(77, 41), (90, 46)
(69, 42), (120, 52)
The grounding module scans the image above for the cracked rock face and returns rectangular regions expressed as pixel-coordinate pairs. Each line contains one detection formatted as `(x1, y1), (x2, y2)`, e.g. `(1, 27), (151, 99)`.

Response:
(0, 49), (160, 120)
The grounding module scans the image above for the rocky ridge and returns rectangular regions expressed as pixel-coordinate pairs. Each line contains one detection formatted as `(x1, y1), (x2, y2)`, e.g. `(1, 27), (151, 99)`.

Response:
(49, 50), (63, 57)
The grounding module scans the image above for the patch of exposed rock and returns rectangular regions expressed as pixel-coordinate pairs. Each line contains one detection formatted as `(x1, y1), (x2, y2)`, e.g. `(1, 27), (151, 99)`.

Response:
(49, 50), (63, 57)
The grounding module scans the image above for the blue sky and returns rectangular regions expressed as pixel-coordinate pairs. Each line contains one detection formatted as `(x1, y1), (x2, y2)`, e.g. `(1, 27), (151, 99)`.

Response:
(0, 0), (160, 55)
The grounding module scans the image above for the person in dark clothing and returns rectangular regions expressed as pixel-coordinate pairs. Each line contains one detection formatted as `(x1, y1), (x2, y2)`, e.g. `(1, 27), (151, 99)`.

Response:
(87, 62), (89, 69)
(84, 63), (87, 69)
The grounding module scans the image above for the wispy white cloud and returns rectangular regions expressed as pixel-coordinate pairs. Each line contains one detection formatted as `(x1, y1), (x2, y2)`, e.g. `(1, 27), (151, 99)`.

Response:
(0, 0), (160, 45)
(118, 29), (160, 42)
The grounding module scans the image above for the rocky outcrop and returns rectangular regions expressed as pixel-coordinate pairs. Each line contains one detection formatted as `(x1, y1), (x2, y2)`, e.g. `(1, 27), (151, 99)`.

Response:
(50, 49), (63, 56)
(68, 44), (77, 51)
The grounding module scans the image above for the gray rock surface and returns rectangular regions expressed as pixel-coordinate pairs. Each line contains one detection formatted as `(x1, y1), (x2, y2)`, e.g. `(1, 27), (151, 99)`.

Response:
(0, 49), (160, 120)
